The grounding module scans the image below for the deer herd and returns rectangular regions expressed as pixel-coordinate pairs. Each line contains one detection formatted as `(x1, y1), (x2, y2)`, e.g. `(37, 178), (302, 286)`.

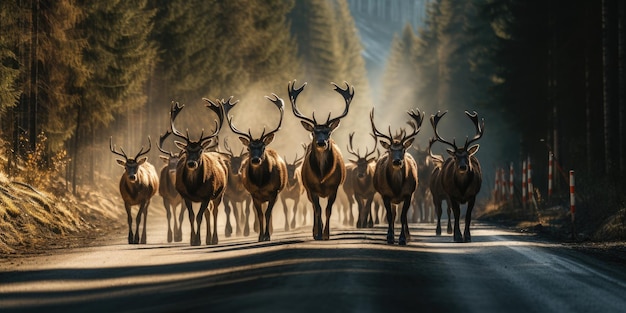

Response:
(110, 80), (485, 246)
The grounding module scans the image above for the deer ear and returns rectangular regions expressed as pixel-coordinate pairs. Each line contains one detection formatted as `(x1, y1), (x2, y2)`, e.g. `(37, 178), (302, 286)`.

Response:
(329, 119), (341, 131)
(403, 138), (415, 149)
(262, 133), (275, 146)
(174, 140), (186, 150)
(239, 137), (250, 146)
(301, 121), (314, 132)
(137, 157), (148, 165)
(159, 155), (169, 163)
(380, 141), (390, 150)
(446, 148), (455, 156)
(468, 144), (479, 155)
(116, 159), (126, 167)
(367, 157), (377, 163)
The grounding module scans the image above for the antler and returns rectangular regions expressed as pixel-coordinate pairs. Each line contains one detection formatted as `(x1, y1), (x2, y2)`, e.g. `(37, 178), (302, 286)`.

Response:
(202, 97), (227, 143)
(288, 80), (316, 125)
(463, 110), (485, 148)
(109, 137), (127, 159)
(327, 81), (353, 125)
(402, 108), (424, 141)
(169, 101), (188, 142)
(158, 130), (176, 157)
(370, 108), (393, 143)
(346, 132), (359, 159)
(259, 93), (285, 140)
(110, 136), (151, 160)
(430, 110), (457, 150)
(133, 136), (152, 160)
(427, 137), (445, 163)
(222, 97), (253, 142)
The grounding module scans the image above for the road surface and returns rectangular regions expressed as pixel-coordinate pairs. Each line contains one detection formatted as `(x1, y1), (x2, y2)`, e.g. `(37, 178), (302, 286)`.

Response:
(1, 206), (625, 313)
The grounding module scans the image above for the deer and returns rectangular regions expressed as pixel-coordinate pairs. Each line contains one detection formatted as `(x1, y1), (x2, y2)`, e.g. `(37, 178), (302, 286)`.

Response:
(345, 132), (378, 228)
(220, 138), (253, 237)
(157, 131), (187, 243)
(279, 152), (305, 231)
(222, 94), (288, 242)
(427, 137), (452, 236)
(110, 136), (159, 244)
(409, 145), (436, 223)
(288, 80), (353, 240)
(430, 110), (484, 242)
(370, 108), (424, 245)
(169, 99), (229, 246)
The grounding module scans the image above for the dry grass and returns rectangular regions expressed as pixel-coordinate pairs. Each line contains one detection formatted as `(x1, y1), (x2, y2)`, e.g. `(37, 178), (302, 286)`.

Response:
(0, 170), (124, 256)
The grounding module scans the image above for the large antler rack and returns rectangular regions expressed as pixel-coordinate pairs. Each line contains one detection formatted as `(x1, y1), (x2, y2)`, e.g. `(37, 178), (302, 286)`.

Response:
(288, 80), (353, 126)
(110, 136), (152, 160)
(223, 94), (284, 141)
(463, 110), (485, 148)
(347, 132), (377, 160)
(158, 130), (177, 158)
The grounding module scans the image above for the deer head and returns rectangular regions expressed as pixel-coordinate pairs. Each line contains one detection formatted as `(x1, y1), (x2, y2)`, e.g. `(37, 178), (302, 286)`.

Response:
(110, 136), (152, 182)
(169, 99), (224, 170)
(289, 80), (353, 151)
(346, 132), (377, 179)
(221, 137), (246, 174)
(430, 110), (484, 174)
(223, 94), (284, 167)
(370, 108), (424, 169)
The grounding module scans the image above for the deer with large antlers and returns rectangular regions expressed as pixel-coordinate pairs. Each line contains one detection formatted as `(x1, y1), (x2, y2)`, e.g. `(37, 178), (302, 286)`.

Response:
(223, 94), (287, 242)
(110, 137), (159, 244)
(220, 138), (253, 237)
(157, 131), (187, 243)
(370, 108), (424, 245)
(169, 99), (228, 246)
(430, 110), (484, 242)
(288, 80), (353, 240)
(346, 132), (378, 228)
(279, 151), (305, 231)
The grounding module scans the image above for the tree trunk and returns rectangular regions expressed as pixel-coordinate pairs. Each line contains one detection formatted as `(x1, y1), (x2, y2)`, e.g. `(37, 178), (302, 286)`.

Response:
(602, 0), (616, 175)
(71, 104), (82, 195)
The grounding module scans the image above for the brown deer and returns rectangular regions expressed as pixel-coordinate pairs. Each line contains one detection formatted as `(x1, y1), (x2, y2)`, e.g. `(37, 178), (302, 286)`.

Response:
(223, 94), (288, 242)
(427, 137), (452, 236)
(370, 108), (424, 245)
(345, 132), (378, 228)
(170, 99), (228, 246)
(110, 136), (159, 244)
(220, 138), (253, 237)
(279, 152), (305, 230)
(288, 80), (353, 240)
(430, 110), (484, 242)
(409, 145), (436, 223)
(157, 131), (187, 243)
(341, 162), (356, 226)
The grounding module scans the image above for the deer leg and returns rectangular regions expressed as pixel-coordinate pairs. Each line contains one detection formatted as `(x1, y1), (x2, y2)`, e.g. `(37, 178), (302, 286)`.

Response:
(435, 197), (443, 236)
(139, 199), (149, 244)
(253, 198), (265, 242)
(185, 200), (197, 246)
(234, 201), (242, 237)
(124, 203), (134, 244)
(356, 196), (365, 228)
(224, 199), (233, 238)
(323, 193), (337, 241)
(281, 195), (290, 232)
(366, 197), (374, 228)
(290, 196), (299, 229)
(310, 194), (323, 240)
(264, 196), (278, 241)
(175, 201), (185, 242)
(194, 201), (208, 246)
(445, 198), (453, 234)
(464, 197), (475, 242)
(383, 197), (395, 244)
(211, 198), (221, 245)
(451, 200), (463, 243)
(399, 197), (412, 245)
(243, 198), (251, 237)
(133, 203), (143, 244)
(163, 198), (173, 243)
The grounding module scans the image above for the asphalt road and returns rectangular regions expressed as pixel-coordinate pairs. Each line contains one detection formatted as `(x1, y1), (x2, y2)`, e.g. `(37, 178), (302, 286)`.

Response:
(1, 207), (625, 313)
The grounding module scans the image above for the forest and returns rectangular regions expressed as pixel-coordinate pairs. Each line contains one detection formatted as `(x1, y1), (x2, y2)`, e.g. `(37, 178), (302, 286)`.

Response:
(0, 0), (625, 238)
